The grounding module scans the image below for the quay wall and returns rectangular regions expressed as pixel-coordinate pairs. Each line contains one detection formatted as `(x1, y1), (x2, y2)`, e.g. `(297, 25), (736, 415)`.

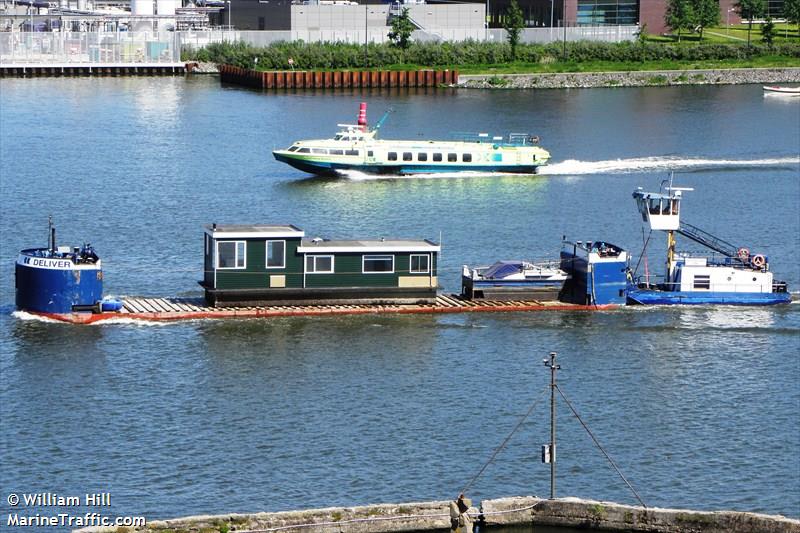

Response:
(218, 65), (459, 89)
(458, 67), (800, 89)
(75, 496), (800, 533)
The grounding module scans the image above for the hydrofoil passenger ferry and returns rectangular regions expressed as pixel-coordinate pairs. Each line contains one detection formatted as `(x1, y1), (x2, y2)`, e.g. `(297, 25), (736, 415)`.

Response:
(273, 103), (551, 176)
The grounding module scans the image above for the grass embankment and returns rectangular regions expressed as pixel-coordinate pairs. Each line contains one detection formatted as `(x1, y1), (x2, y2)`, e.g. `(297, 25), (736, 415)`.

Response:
(185, 39), (800, 75)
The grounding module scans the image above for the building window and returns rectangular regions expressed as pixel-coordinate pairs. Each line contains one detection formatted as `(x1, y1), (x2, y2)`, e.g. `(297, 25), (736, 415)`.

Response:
(410, 254), (430, 274)
(306, 255), (334, 273)
(433, 153), (442, 162)
(403, 152), (413, 161)
(388, 152), (397, 161)
(363, 255), (394, 273)
(266, 240), (285, 269)
(463, 153), (472, 162)
(576, 0), (639, 25)
(258, 16), (265, 30)
(448, 153), (457, 162)
(217, 241), (245, 269)
(693, 275), (711, 290)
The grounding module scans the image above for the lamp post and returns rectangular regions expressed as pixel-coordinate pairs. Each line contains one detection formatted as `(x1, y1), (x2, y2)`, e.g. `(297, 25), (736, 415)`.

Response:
(226, 0), (232, 29)
(726, 7), (733, 35)
(364, 2), (368, 68)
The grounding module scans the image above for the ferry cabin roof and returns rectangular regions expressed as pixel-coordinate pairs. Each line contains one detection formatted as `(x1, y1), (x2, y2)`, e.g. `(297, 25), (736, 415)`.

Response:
(202, 224), (439, 307)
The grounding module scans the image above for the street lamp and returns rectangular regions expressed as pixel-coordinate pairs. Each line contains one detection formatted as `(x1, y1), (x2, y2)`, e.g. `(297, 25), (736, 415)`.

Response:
(727, 7), (734, 35)
(226, 0), (232, 29)
(549, 0), (553, 41)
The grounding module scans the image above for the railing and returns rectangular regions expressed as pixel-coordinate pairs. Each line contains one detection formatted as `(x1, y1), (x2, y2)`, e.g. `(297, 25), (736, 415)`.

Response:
(0, 31), (182, 65)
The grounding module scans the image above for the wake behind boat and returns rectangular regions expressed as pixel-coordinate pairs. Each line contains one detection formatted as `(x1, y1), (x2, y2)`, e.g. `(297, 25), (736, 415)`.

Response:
(273, 103), (551, 176)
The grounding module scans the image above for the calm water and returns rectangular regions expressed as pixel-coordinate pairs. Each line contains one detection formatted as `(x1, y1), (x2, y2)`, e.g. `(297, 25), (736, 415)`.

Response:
(1, 78), (799, 526)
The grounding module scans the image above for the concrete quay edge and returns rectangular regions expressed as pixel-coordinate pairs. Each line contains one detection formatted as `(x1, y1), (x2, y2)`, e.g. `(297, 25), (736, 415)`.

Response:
(74, 496), (800, 533)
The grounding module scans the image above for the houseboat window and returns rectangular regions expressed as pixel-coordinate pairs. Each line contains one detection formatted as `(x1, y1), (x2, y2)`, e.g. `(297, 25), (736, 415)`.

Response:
(217, 241), (246, 269)
(266, 240), (285, 269)
(463, 153), (472, 162)
(388, 152), (398, 161)
(311, 148), (328, 154)
(410, 254), (430, 274)
(363, 255), (394, 273)
(403, 152), (413, 161)
(329, 149), (344, 155)
(306, 255), (334, 274)
(447, 153), (457, 162)
(367, 151), (374, 157)
(433, 153), (442, 162)
(418, 153), (428, 161)
(345, 149), (359, 156)
(693, 275), (711, 290)
(297, 147), (310, 153)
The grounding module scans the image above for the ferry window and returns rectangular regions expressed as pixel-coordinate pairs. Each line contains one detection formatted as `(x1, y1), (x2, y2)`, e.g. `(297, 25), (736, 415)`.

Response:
(345, 149), (359, 156)
(334, 135), (342, 140)
(217, 241), (245, 269)
(312, 148), (328, 154)
(297, 147), (310, 153)
(205, 234), (209, 255)
(367, 150), (374, 157)
(418, 153), (428, 161)
(463, 153), (472, 162)
(693, 275), (711, 290)
(288, 146), (300, 152)
(447, 153), (457, 162)
(266, 240), (285, 269)
(410, 254), (430, 274)
(403, 152), (413, 161)
(388, 152), (398, 161)
(329, 149), (344, 155)
(433, 153), (442, 162)
(363, 255), (394, 273)
(306, 255), (334, 274)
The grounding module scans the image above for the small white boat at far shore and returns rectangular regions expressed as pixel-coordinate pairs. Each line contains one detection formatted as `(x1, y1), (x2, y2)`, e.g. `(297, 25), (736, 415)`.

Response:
(763, 85), (800, 95)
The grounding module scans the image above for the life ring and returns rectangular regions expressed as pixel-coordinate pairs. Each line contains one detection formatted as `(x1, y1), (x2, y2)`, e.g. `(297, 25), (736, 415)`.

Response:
(752, 254), (766, 269)
(737, 247), (750, 261)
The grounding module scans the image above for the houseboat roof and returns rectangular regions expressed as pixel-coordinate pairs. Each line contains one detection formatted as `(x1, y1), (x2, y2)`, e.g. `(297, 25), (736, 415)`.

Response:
(205, 224), (305, 239)
(297, 238), (441, 253)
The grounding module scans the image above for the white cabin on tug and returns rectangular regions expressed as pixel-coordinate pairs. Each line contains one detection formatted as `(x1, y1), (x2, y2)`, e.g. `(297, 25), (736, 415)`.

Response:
(627, 181), (790, 305)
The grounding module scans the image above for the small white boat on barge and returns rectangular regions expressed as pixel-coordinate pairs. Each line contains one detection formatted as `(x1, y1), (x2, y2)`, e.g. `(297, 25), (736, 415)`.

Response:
(462, 260), (569, 301)
(273, 103), (551, 176)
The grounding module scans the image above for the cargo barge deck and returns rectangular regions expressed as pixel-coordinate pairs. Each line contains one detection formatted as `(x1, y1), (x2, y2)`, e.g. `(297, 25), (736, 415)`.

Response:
(35, 294), (616, 324)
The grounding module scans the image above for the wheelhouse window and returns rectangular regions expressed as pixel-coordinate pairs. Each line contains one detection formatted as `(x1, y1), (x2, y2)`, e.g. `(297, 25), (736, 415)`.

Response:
(463, 153), (472, 162)
(693, 275), (711, 290)
(410, 254), (430, 274)
(288, 146), (300, 152)
(403, 152), (413, 161)
(448, 153), (457, 162)
(266, 240), (285, 269)
(306, 255), (334, 274)
(418, 153), (428, 161)
(363, 255), (394, 273)
(217, 241), (246, 269)
(433, 153), (442, 162)
(388, 152), (398, 161)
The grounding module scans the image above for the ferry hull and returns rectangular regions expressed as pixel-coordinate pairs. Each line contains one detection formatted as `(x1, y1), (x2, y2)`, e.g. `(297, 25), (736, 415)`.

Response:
(274, 153), (541, 176)
(626, 289), (792, 306)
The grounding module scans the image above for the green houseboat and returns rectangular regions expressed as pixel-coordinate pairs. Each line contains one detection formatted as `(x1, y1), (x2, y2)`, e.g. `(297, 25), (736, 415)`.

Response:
(201, 224), (440, 307)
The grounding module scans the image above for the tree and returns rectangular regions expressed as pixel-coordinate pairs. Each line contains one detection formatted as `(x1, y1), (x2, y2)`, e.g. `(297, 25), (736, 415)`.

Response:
(784, 0), (800, 39)
(503, 0), (525, 61)
(736, 0), (766, 45)
(761, 15), (776, 45)
(665, 0), (695, 41)
(692, 0), (720, 40)
(388, 8), (414, 49)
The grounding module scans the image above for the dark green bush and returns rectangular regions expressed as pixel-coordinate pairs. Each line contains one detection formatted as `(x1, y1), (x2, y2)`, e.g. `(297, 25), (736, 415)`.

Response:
(183, 40), (800, 69)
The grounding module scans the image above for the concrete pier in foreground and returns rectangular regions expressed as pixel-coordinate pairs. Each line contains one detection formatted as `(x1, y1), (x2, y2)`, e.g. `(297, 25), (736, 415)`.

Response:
(75, 496), (800, 533)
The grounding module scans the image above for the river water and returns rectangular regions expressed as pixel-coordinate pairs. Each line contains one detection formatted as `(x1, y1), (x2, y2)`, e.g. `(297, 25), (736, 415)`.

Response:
(1, 77), (799, 525)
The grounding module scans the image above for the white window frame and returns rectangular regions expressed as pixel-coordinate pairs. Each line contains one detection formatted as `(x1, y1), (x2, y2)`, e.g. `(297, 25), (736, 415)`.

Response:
(362, 254), (395, 274)
(306, 254), (334, 274)
(266, 240), (286, 269)
(216, 240), (246, 269)
(409, 254), (430, 274)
